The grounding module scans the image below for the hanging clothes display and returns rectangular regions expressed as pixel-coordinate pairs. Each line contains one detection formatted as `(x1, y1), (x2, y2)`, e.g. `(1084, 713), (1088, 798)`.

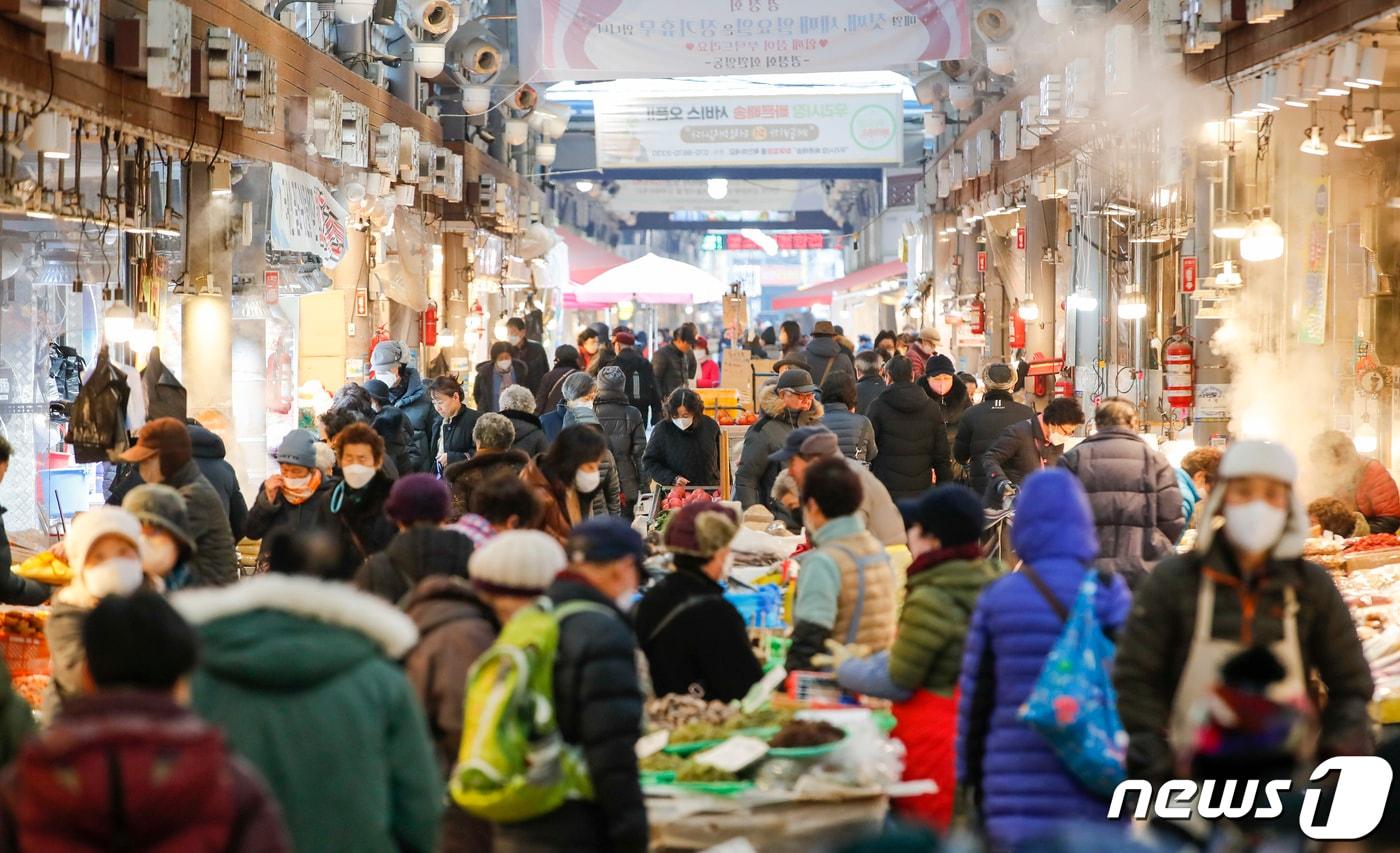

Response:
(67, 347), (131, 463)
(142, 346), (188, 423)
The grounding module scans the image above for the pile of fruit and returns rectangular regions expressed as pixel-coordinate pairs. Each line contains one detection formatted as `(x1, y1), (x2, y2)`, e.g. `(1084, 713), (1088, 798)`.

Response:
(716, 410), (758, 426)
(12, 674), (48, 709)
(0, 608), (48, 637)
(660, 485), (720, 510)
(1346, 533), (1400, 554)
(14, 551), (71, 586)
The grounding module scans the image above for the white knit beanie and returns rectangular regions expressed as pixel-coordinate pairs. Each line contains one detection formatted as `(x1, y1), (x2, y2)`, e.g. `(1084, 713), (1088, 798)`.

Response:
(65, 506), (143, 571)
(1218, 440), (1298, 484)
(468, 531), (566, 596)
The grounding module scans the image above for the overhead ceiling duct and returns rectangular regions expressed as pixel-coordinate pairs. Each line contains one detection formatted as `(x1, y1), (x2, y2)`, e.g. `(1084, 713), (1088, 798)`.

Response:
(448, 21), (503, 80)
(401, 0), (456, 37)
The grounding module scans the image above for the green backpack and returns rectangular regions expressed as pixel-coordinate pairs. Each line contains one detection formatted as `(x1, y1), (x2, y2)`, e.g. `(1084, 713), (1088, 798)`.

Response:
(450, 597), (614, 823)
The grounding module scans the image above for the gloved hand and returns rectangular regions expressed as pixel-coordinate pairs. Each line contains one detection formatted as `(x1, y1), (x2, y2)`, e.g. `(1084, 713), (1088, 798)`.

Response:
(810, 638), (870, 670)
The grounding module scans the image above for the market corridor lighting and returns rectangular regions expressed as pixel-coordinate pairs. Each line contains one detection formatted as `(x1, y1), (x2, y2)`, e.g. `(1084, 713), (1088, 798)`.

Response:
(574, 180), (594, 193)
(1328, 42), (1363, 93)
(1300, 124), (1329, 156)
(32, 113), (71, 159)
(1215, 260), (1243, 288)
(463, 85), (492, 115)
(949, 83), (976, 111)
(1356, 420), (1379, 454)
(1211, 208), (1249, 240)
(707, 178), (728, 200)
(128, 316), (156, 354)
(1240, 207), (1284, 262)
(333, 0), (374, 23)
(923, 112), (945, 138)
(1037, 0), (1072, 24)
(986, 44), (1015, 76)
(210, 162), (232, 197)
(1117, 290), (1148, 321)
(104, 303), (134, 344)
(1276, 62), (1308, 108)
(1067, 285), (1097, 312)
(1358, 41), (1388, 87)
(504, 119), (528, 146)
(411, 42), (446, 78)
(1017, 298), (1040, 322)
(535, 142), (556, 166)
(1336, 117), (1365, 149)
(1364, 109), (1394, 142)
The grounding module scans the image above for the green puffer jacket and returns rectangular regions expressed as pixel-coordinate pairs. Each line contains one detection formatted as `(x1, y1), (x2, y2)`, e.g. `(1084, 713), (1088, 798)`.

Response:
(888, 552), (1004, 693)
(173, 574), (442, 853)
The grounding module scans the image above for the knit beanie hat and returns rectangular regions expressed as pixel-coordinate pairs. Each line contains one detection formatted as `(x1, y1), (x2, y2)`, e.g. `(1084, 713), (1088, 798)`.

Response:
(898, 485), (985, 547)
(598, 366), (626, 393)
(122, 484), (198, 557)
(664, 501), (740, 558)
(384, 473), (452, 526)
(1218, 440), (1298, 484)
(923, 354), (957, 378)
(66, 506), (144, 571)
(983, 363), (1016, 391)
(274, 429), (319, 468)
(363, 379), (391, 404)
(562, 371), (596, 402)
(469, 530), (566, 596)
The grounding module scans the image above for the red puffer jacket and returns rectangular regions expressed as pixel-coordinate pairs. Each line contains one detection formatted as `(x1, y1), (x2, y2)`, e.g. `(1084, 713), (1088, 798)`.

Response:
(1357, 459), (1400, 518)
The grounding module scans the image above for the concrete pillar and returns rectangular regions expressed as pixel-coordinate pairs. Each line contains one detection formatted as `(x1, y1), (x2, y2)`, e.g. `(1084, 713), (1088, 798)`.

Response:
(183, 161), (234, 420)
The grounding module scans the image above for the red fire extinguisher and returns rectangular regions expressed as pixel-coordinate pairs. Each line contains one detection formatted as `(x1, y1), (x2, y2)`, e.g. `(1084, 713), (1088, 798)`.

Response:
(422, 301), (438, 347)
(969, 298), (986, 335)
(1009, 314), (1026, 349)
(1164, 330), (1195, 410)
(1055, 377), (1074, 398)
(266, 339), (293, 415)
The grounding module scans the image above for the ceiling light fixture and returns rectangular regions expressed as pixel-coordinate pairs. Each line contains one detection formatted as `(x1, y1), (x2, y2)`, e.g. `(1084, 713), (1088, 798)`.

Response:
(104, 302), (134, 344)
(534, 142), (556, 166)
(1017, 297), (1040, 322)
(1239, 206), (1284, 262)
(1067, 285), (1097, 312)
(1117, 289), (1148, 320)
(463, 84), (492, 115)
(1336, 116), (1365, 149)
(1215, 260), (1243, 288)
(504, 118), (528, 146)
(1358, 40), (1387, 87)
(1327, 41), (1361, 94)
(1364, 108), (1395, 142)
(1276, 61), (1308, 108)
(32, 113), (71, 160)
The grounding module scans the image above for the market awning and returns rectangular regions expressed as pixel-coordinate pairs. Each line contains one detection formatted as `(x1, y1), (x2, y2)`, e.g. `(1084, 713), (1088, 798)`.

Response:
(577, 253), (726, 305)
(560, 229), (628, 284)
(771, 260), (907, 310)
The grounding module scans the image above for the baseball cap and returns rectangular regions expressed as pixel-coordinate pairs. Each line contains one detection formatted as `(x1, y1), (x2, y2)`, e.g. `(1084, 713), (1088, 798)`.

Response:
(567, 517), (647, 566)
(118, 417), (191, 465)
(769, 426), (838, 463)
(776, 368), (817, 395)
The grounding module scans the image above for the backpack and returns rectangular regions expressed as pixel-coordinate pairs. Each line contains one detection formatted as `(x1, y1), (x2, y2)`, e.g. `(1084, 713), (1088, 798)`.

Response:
(1016, 567), (1127, 797)
(451, 597), (615, 823)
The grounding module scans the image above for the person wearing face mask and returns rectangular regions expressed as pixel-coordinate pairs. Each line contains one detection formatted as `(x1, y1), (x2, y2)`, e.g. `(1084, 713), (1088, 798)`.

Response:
(828, 485), (1002, 830)
(122, 484), (198, 592)
(520, 425), (612, 542)
(734, 368), (825, 511)
(982, 396), (1085, 506)
(472, 341), (525, 415)
(642, 389), (721, 488)
(1115, 440), (1375, 790)
(494, 517), (647, 853)
(317, 422), (398, 580)
(634, 501), (762, 702)
(504, 316), (549, 396)
(576, 327), (603, 372)
(429, 375), (480, 476)
(370, 339), (434, 469)
(693, 335), (720, 389)
(47, 507), (149, 710)
(594, 367), (647, 516)
(245, 430), (332, 574)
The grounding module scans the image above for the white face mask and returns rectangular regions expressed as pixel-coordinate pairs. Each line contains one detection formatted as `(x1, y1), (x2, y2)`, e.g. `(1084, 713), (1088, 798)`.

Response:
(508, 334), (523, 346)
(496, 359), (513, 374)
(673, 417), (693, 431)
(342, 464), (376, 489)
(1047, 430), (1070, 447)
(697, 350), (710, 361)
(1224, 500), (1289, 555)
(574, 468), (602, 493)
(284, 474), (312, 490)
(141, 535), (180, 576)
(84, 557), (144, 598)
(572, 399), (595, 410)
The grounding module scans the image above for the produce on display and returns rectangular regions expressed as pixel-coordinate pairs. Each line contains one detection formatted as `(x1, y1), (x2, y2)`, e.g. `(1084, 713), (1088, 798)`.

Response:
(1345, 534), (1400, 554)
(769, 720), (845, 749)
(14, 551), (71, 586)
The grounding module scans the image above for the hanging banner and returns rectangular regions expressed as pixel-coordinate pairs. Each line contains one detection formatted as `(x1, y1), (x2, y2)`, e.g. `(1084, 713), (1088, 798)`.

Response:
(594, 91), (903, 168)
(1299, 177), (1330, 346)
(518, 0), (971, 81)
(269, 164), (349, 268)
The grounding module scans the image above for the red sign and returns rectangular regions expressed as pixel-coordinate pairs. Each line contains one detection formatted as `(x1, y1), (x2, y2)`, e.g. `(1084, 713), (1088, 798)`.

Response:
(1181, 256), (1198, 293)
(1016, 228), (1026, 251)
(976, 251), (987, 273)
(724, 232), (826, 252)
(263, 270), (279, 305)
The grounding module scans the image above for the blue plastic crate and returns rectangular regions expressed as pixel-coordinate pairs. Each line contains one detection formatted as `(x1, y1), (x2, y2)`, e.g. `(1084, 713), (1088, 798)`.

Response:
(725, 583), (785, 629)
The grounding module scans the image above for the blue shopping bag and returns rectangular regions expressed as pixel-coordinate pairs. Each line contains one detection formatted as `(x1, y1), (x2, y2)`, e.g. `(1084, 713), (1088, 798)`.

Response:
(1017, 572), (1127, 797)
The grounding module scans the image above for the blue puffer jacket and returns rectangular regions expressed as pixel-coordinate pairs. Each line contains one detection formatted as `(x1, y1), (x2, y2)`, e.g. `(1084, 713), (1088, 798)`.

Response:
(956, 469), (1131, 850)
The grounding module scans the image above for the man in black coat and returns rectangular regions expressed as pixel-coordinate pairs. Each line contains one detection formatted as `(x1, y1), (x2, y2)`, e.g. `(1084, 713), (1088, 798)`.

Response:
(798, 320), (856, 386)
(505, 317), (550, 396)
(981, 395), (1085, 505)
(1058, 398), (1183, 588)
(535, 345), (583, 415)
(370, 340), (434, 468)
(364, 379), (423, 475)
(954, 363), (1035, 501)
(611, 331), (662, 427)
(427, 376), (479, 479)
(865, 356), (954, 501)
(853, 351), (886, 416)
(652, 324), (697, 406)
(496, 518), (647, 853)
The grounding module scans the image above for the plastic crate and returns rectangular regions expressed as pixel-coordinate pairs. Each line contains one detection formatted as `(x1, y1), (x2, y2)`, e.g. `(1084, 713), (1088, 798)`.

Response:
(0, 632), (50, 677)
(39, 468), (88, 519)
(725, 583), (785, 629)
(785, 671), (861, 708)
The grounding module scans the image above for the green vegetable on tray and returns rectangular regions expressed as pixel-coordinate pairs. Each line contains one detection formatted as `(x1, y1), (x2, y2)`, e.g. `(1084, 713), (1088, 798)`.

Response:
(640, 753), (686, 773)
(675, 763), (739, 783)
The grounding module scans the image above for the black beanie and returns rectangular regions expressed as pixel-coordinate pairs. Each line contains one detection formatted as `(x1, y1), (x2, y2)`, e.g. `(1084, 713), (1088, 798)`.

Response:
(897, 485), (985, 546)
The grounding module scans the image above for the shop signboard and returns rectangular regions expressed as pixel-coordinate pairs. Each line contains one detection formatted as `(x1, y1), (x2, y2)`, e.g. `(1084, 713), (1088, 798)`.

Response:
(1016, 227), (1025, 251)
(1300, 177), (1330, 346)
(976, 251), (986, 272)
(1196, 383), (1229, 419)
(518, 0), (971, 81)
(268, 164), (349, 267)
(593, 91), (903, 168)
(1181, 256), (1197, 293)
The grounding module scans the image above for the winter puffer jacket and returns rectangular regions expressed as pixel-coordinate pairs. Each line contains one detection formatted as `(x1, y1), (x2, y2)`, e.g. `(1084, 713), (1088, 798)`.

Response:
(244, 480), (332, 574)
(954, 391), (1036, 502)
(981, 417), (1064, 503)
(820, 407), (878, 462)
(887, 552), (1002, 694)
(1356, 458), (1400, 520)
(429, 405), (480, 471)
(733, 385), (824, 510)
(355, 526), (474, 605)
(444, 449), (530, 517)
(643, 416), (722, 488)
(165, 460), (238, 586)
(651, 343), (696, 405)
(1115, 541), (1375, 788)
(373, 406), (422, 475)
(188, 424), (249, 541)
(387, 367), (434, 467)
(1057, 426), (1184, 588)
(634, 564), (764, 702)
(174, 575), (442, 853)
(798, 335), (855, 386)
(855, 375), (886, 417)
(957, 469), (1131, 850)
(594, 390), (647, 504)
(923, 376), (971, 450)
(612, 348), (663, 426)
(495, 574), (646, 853)
(866, 381), (954, 500)
(503, 409), (549, 458)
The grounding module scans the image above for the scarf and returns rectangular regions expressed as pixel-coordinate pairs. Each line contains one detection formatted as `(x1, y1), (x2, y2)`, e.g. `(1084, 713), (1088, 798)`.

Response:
(905, 542), (986, 581)
(282, 469), (323, 505)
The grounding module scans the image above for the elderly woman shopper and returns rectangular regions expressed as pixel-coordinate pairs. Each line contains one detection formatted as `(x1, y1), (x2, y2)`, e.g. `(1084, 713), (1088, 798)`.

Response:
(956, 469), (1131, 849)
(499, 385), (550, 458)
(356, 474), (473, 604)
(317, 422), (397, 579)
(634, 501), (763, 702)
(643, 389), (721, 488)
(444, 413), (529, 518)
(830, 485), (1001, 830)
(542, 372), (599, 443)
(521, 425), (614, 542)
(246, 430), (331, 574)
(1115, 441), (1375, 788)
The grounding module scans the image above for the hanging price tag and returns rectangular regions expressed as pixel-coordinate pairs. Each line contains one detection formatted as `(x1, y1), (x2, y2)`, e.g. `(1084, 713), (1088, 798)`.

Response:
(1016, 228), (1026, 250)
(1181, 257), (1198, 293)
(977, 251), (987, 273)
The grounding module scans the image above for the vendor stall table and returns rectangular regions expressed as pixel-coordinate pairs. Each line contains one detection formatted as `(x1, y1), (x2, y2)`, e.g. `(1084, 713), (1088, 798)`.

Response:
(647, 792), (887, 851)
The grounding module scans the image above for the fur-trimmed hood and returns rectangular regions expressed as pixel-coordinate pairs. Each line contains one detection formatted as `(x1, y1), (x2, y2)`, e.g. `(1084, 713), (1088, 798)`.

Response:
(757, 381), (825, 425)
(173, 573), (419, 665)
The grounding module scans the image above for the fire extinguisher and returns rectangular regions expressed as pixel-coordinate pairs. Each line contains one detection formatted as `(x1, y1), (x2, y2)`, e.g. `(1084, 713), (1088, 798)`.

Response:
(422, 301), (438, 347)
(265, 339), (293, 415)
(969, 297), (986, 335)
(1055, 377), (1074, 398)
(1009, 314), (1026, 349)
(1164, 330), (1195, 410)
(368, 324), (391, 356)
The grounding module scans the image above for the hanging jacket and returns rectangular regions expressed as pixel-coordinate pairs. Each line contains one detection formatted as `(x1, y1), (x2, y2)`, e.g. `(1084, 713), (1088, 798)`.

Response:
(388, 367), (434, 467)
(955, 391), (1037, 502)
(594, 390), (646, 504)
(956, 469), (1131, 849)
(141, 346), (188, 423)
(68, 350), (130, 463)
(642, 416), (721, 488)
(173, 574), (441, 853)
(188, 423), (249, 542)
(866, 381), (954, 500)
(244, 480), (332, 574)
(502, 409), (550, 458)
(0, 691), (289, 853)
(355, 526), (474, 605)
(47, 341), (85, 403)
(165, 460), (238, 586)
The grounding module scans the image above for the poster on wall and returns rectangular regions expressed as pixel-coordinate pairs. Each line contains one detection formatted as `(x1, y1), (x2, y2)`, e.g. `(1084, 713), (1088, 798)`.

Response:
(518, 0), (971, 81)
(594, 91), (903, 168)
(269, 164), (349, 268)
(1299, 177), (1330, 346)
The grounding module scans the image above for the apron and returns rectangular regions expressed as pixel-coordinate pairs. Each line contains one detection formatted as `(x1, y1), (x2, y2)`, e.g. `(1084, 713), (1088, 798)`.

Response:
(891, 688), (958, 831)
(1167, 576), (1307, 757)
